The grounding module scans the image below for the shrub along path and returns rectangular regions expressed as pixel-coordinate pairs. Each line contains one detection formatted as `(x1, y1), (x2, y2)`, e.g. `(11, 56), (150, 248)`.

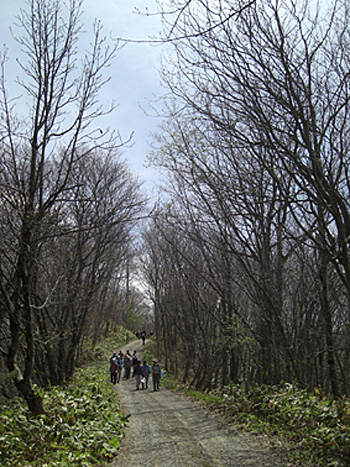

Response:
(110, 341), (294, 467)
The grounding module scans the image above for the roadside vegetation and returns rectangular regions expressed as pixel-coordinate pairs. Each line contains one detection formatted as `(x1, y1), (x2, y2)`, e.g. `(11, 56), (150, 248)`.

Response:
(140, 339), (158, 365)
(0, 331), (132, 467)
(163, 376), (350, 467)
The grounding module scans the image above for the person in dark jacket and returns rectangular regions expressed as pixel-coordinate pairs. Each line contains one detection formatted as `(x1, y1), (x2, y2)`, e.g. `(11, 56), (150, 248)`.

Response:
(141, 330), (146, 345)
(110, 353), (118, 384)
(134, 360), (143, 390)
(124, 351), (132, 379)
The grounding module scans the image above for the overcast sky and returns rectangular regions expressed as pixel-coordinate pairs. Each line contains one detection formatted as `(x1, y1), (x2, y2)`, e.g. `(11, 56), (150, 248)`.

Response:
(1, 0), (166, 193)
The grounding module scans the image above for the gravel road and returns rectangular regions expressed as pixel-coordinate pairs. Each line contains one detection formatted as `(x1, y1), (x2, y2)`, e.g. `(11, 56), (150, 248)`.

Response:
(109, 342), (292, 467)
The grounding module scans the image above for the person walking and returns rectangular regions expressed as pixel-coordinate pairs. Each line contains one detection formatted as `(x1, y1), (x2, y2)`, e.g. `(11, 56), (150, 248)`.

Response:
(116, 355), (122, 383)
(110, 353), (118, 385)
(134, 360), (143, 390)
(132, 351), (139, 377)
(141, 360), (151, 389)
(151, 359), (162, 391)
(124, 351), (132, 379)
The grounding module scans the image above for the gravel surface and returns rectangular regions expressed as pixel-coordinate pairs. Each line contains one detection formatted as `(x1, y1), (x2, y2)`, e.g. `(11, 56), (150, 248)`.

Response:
(109, 342), (293, 467)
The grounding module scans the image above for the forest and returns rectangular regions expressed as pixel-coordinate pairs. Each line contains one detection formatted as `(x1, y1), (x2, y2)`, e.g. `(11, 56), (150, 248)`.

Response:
(0, 0), (149, 415)
(143, 0), (350, 399)
(1, 0), (350, 422)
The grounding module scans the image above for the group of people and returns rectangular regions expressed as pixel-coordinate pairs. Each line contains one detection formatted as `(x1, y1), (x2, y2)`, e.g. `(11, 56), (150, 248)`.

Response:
(109, 350), (162, 391)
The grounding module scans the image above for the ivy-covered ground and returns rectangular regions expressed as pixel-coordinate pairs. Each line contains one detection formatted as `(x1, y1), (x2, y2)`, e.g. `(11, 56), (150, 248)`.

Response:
(0, 331), (131, 467)
(2, 333), (350, 466)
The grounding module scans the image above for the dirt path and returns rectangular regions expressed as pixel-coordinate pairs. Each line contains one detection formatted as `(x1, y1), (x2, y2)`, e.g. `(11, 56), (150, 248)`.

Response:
(110, 341), (292, 467)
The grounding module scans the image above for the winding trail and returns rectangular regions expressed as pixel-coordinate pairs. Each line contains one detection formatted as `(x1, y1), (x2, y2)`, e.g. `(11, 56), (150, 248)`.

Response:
(110, 341), (292, 467)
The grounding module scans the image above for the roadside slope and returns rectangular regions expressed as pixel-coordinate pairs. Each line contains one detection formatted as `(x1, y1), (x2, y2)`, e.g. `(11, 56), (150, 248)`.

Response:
(110, 342), (292, 467)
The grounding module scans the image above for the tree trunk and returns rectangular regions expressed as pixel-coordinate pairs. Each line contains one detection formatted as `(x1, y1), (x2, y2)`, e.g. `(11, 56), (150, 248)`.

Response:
(15, 375), (46, 416)
(319, 250), (340, 398)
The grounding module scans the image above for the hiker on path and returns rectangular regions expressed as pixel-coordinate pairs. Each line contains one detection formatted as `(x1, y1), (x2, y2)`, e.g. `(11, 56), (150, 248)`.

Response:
(134, 360), (143, 390)
(110, 353), (118, 385)
(141, 330), (146, 345)
(132, 351), (139, 377)
(116, 355), (123, 383)
(141, 360), (151, 389)
(124, 351), (132, 379)
(151, 359), (162, 391)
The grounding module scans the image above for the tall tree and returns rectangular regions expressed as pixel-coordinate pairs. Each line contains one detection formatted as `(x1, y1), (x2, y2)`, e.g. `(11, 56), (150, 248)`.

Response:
(0, 0), (124, 413)
(32, 149), (145, 386)
(147, 0), (350, 396)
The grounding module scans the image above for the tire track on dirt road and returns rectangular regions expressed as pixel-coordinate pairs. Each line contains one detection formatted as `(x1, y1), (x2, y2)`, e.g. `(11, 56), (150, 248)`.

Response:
(110, 341), (292, 467)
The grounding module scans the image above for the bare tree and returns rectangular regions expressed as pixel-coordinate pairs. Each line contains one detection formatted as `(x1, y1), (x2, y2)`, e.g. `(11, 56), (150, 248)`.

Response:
(146, 0), (350, 396)
(32, 149), (145, 386)
(0, 0), (125, 413)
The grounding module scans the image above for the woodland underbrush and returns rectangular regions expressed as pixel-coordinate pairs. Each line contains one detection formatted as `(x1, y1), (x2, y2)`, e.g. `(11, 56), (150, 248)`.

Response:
(0, 331), (132, 466)
(164, 376), (350, 467)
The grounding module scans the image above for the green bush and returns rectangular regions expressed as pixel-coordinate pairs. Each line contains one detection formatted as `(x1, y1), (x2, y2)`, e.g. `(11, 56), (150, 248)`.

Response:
(83, 327), (136, 363)
(141, 338), (157, 364)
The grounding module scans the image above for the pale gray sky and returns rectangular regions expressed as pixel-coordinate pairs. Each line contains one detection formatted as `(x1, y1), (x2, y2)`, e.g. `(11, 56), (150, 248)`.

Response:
(1, 0), (165, 192)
